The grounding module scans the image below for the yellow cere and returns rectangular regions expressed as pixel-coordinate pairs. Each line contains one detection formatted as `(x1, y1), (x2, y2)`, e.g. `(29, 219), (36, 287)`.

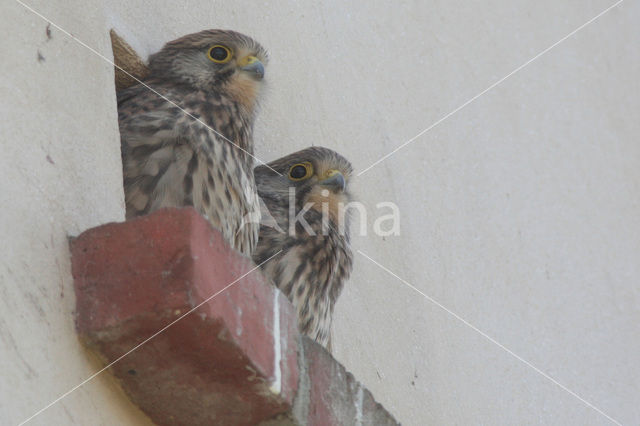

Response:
(323, 169), (339, 179)
(237, 55), (259, 67)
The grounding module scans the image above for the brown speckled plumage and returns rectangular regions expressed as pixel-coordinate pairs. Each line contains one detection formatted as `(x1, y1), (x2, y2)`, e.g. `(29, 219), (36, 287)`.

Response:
(253, 147), (354, 348)
(118, 29), (267, 255)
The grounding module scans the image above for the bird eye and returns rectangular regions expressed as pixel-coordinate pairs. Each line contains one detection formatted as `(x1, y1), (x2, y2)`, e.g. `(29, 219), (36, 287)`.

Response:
(207, 45), (232, 63)
(289, 162), (313, 181)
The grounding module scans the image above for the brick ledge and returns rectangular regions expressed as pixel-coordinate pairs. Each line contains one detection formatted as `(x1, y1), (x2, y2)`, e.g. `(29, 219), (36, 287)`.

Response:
(71, 207), (399, 425)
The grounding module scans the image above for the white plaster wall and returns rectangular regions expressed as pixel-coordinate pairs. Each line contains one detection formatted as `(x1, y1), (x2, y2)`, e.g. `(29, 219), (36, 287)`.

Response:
(2, 0), (638, 424)
(1, 1), (153, 424)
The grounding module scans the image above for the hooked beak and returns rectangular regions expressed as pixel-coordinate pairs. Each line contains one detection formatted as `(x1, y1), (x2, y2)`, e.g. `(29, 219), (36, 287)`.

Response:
(237, 55), (265, 80)
(319, 170), (346, 192)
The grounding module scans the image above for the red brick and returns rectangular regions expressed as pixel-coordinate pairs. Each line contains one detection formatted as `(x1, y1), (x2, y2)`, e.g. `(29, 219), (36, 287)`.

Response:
(71, 207), (399, 425)
(297, 338), (400, 426)
(71, 208), (298, 425)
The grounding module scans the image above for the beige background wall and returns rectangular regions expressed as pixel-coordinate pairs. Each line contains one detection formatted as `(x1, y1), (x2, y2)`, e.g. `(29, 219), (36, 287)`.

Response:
(2, 0), (638, 424)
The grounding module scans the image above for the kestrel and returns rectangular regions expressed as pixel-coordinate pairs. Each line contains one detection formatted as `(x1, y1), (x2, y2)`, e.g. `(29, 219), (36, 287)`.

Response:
(117, 29), (267, 255)
(253, 147), (354, 348)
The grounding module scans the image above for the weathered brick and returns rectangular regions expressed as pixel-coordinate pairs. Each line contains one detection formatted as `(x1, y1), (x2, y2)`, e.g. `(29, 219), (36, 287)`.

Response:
(71, 207), (398, 426)
(292, 338), (400, 426)
(71, 207), (298, 425)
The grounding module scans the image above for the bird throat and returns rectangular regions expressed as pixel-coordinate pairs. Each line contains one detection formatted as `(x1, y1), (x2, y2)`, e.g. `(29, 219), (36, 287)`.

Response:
(306, 189), (348, 227)
(224, 74), (261, 115)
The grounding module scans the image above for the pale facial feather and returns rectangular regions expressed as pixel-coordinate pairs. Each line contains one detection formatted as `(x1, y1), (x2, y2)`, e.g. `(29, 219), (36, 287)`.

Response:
(223, 46), (264, 113)
(303, 162), (351, 225)
(306, 188), (349, 225)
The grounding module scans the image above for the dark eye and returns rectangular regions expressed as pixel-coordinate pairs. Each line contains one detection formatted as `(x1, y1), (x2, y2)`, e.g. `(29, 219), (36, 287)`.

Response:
(290, 165), (307, 179)
(289, 162), (313, 181)
(207, 45), (232, 63)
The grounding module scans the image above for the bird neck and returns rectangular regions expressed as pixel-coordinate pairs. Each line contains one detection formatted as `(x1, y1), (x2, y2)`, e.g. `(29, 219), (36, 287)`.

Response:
(197, 91), (256, 154)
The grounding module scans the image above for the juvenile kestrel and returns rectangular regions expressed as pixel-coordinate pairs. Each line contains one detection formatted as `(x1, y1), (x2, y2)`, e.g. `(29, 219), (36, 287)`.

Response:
(118, 29), (267, 255)
(253, 147), (354, 348)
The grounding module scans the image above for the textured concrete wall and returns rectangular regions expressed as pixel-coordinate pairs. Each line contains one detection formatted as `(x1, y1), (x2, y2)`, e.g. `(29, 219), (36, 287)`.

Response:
(2, 0), (638, 424)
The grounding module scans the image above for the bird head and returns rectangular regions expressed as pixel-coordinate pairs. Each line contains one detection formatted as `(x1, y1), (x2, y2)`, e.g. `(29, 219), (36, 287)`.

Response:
(148, 29), (268, 110)
(255, 147), (354, 226)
